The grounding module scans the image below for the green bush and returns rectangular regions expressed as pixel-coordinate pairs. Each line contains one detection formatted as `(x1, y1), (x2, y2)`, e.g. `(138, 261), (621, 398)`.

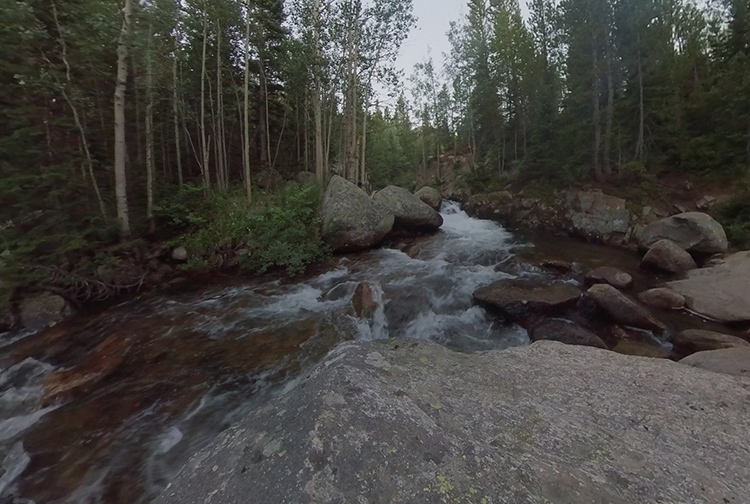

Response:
(718, 193), (750, 249)
(160, 183), (330, 275)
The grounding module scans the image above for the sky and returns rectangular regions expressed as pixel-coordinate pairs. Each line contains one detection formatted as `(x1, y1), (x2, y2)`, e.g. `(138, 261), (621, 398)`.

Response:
(395, 0), (467, 79)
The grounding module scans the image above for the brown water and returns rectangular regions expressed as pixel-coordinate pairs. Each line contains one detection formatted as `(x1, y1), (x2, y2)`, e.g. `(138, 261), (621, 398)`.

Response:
(0, 202), (744, 504)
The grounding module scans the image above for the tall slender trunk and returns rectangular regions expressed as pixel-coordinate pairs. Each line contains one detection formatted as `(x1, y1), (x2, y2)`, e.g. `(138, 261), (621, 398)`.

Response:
(215, 23), (226, 191)
(592, 36), (603, 181)
(145, 25), (156, 234)
(312, 0), (324, 184)
(604, 40), (614, 176)
(200, 5), (210, 191)
(51, 0), (106, 218)
(262, 65), (272, 168)
(243, 4), (252, 201)
(360, 106), (367, 187)
(173, 39), (183, 187)
(114, 0), (133, 237)
(635, 39), (645, 162)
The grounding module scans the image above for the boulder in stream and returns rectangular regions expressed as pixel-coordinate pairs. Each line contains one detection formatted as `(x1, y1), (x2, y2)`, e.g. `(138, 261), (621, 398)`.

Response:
(639, 212), (728, 255)
(157, 339), (750, 504)
(671, 329), (749, 356)
(680, 347), (750, 377)
(351, 281), (379, 319)
(637, 288), (686, 310)
(529, 318), (607, 349)
(641, 239), (696, 273)
(568, 191), (630, 242)
(668, 251), (750, 323)
(374, 186), (443, 231)
(584, 266), (633, 290)
(414, 186), (442, 210)
(473, 280), (581, 323)
(19, 293), (72, 331)
(587, 284), (666, 333)
(321, 176), (394, 252)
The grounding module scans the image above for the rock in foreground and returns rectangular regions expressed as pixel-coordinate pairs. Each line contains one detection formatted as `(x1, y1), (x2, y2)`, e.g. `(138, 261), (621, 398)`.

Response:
(668, 251), (750, 323)
(321, 176), (394, 252)
(158, 339), (750, 504)
(374, 185), (443, 231)
(639, 212), (728, 255)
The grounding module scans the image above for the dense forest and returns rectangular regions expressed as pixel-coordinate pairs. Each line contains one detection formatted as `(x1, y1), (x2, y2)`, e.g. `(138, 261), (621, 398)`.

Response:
(1, 0), (749, 306)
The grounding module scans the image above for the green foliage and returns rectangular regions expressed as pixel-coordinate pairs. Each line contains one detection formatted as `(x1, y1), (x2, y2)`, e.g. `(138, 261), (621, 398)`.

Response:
(719, 194), (750, 249)
(160, 183), (329, 275)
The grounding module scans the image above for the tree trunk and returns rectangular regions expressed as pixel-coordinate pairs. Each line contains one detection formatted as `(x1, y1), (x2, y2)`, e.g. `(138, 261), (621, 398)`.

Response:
(243, 3), (252, 201)
(604, 41), (614, 176)
(215, 21), (225, 191)
(145, 25), (156, 234)
(313, 0), (325, 184)
(114, 0), (133, 237)
(200, 5), (210, 191)
(635, 35), (645, 163)
(360, 106), (367, 187)
(173, 38), (183, 187)
(592, 36), (603, 181)
(51, 0), (107, 219)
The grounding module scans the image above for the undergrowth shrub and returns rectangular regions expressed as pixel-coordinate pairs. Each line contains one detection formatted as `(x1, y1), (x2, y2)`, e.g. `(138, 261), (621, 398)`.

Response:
(158, 183), (329, 275)
(718, 193), (750, 249)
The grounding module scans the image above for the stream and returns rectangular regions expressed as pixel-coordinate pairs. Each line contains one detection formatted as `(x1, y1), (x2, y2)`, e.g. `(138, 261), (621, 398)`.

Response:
(0, 201), (730, 504)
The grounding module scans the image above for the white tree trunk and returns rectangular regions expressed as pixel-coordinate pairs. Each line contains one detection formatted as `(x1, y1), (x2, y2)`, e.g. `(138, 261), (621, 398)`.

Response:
(114, 0), (133, 237)
(243, 4), (252, 201)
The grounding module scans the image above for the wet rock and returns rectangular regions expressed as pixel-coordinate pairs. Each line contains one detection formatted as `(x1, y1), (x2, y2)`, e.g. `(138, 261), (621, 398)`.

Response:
(414, 186), (442, 210)
(641, 239), (696, 273)
(568, 191), (630, 241)
(473, 280), (581, 323)
(587, 284), (666, 333)
(585, 266), (633, 290)
(19, 293), (72, 331)
(42, 335), (130, 402)
(465, 191), (513, 219)
(171, 246), (188, 262)
(612, 339), (671, 359)
(668, 251), (750, 323)
(538, 259), (574, 273)
(157, 339), (750, 504)
(672, 329), (749, 355)
(321, 176), (394, 252)
(374, 186), (443, 231)
(529, 319), (607, 349)
(295, 171), (317, 185)
(680, 347), (750, 377)
(255, 168), (284, 191)
(639, 212), (728, 255)
(351, 282), (378, 319)
(637, 288), (686, 310)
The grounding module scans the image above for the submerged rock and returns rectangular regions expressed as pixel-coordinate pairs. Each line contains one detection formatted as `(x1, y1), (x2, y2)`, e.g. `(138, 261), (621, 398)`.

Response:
(641, 239), (696, 273)
(321, 176), (394, 252)
(351, 281), (378, 319)
(637, 288), (686, 310)
(639, 212), (728, 255)
(672, 329), (750, 355)
(585, 266), (633, 290)
(668, 251), (750, 323)
(587, 284), (666, 333)
(158, 339), (750, 504)
(680, 347), (750, 377)
(414, 186), (442, 210)
(374, 186), (443, 231)
(473, 280), (581, 323)
(529, 318), (607, 349)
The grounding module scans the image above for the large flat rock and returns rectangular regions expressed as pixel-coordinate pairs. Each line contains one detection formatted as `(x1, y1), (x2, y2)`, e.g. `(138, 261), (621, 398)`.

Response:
(158, 339), (750, 504)
(668, 251), (750, 323)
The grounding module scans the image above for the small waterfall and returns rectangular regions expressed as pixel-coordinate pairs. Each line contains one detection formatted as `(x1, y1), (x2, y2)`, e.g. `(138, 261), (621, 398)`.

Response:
(354, 281), (389, 341)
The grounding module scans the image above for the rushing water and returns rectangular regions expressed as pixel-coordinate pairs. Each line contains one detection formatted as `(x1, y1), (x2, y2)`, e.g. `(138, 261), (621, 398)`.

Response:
(0, 202), (544, 504)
